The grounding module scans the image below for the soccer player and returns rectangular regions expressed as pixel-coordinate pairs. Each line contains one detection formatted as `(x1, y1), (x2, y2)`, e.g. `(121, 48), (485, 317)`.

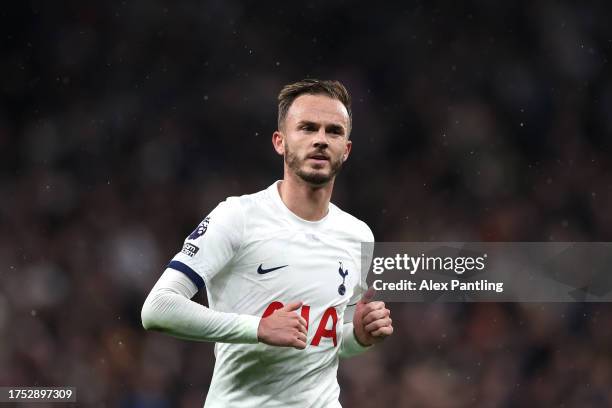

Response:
(141, 79), (393, 407)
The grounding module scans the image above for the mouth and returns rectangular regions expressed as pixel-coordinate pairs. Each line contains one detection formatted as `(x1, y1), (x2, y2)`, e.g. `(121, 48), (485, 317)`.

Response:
(307, 153), (330, 162)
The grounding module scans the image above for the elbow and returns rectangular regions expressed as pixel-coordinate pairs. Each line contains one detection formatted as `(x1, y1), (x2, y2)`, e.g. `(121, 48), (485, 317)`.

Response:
(141, 287), (184, 333)
(141, 302), (152, 330)
(141, 314), (152, 331)
(141, 297), (159, 331)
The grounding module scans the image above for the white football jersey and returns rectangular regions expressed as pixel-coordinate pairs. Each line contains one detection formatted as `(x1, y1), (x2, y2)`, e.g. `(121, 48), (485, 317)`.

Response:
(169, 181), (374, 408)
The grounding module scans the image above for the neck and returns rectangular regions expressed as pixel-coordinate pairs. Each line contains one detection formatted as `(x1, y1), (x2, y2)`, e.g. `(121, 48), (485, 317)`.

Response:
(278, 171), (334, 221)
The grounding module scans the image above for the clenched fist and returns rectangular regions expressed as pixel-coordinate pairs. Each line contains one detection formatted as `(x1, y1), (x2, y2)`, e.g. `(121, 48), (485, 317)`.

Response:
(353, 288), (393, 346)
(257, 301), (308, 349)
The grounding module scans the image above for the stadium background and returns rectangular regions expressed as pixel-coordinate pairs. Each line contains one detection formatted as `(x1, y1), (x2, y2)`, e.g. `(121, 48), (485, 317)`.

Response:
(2, 1), (612, 406)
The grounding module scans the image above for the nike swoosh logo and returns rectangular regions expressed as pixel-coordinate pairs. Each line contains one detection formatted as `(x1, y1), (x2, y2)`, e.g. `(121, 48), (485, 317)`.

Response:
(257, 264), (288, 274)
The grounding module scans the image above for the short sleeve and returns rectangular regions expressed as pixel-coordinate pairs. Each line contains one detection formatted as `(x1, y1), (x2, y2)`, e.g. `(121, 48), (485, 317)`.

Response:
(168, 197), (244, 290)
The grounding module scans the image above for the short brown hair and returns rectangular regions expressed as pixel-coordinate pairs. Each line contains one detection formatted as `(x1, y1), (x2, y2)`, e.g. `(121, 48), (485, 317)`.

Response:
(277, 79), (352, 135)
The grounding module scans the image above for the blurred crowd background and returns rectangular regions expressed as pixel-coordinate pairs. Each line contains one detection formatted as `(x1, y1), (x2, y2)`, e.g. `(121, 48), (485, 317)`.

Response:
(2, 1), (612, 406)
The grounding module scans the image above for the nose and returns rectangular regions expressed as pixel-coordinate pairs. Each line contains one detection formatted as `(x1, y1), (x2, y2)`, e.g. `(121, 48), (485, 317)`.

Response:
(313, 128), (329, 149)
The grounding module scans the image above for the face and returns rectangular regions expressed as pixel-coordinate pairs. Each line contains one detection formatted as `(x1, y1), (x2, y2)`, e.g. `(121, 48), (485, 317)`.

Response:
(273, 94), (352, 186)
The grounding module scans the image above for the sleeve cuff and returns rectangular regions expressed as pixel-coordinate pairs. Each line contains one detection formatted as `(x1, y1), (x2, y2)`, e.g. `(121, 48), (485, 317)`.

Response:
(235, 314), (262, 344)
(339, 322), (373, 358)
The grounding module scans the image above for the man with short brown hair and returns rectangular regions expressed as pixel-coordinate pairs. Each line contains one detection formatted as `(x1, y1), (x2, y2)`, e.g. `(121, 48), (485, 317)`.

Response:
(142, 79), (393, 407)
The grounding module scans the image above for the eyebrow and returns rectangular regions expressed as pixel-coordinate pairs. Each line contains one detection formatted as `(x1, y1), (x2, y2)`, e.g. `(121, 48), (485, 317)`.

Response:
(296, 120), (346, 134)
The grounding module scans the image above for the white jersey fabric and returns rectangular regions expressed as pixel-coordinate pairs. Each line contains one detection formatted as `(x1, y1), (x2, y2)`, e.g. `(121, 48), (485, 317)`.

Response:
(168, 181), (374, 408)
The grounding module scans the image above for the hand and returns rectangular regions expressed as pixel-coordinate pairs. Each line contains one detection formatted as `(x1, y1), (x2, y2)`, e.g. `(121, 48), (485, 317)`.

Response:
(257, 301), (308, 349)
(353, 288), (393, 346)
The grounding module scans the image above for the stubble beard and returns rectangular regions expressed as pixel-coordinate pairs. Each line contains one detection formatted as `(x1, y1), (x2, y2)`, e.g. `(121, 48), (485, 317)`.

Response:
(285, 143), (344, 186)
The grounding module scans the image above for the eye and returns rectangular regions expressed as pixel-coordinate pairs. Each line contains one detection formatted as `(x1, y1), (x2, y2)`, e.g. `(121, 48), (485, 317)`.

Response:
(327, 127), (344, 136)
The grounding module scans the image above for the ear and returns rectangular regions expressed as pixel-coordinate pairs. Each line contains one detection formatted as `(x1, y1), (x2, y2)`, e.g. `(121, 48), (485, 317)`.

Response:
(342, 139), (352, 162)
(272, 130), (285, 156)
